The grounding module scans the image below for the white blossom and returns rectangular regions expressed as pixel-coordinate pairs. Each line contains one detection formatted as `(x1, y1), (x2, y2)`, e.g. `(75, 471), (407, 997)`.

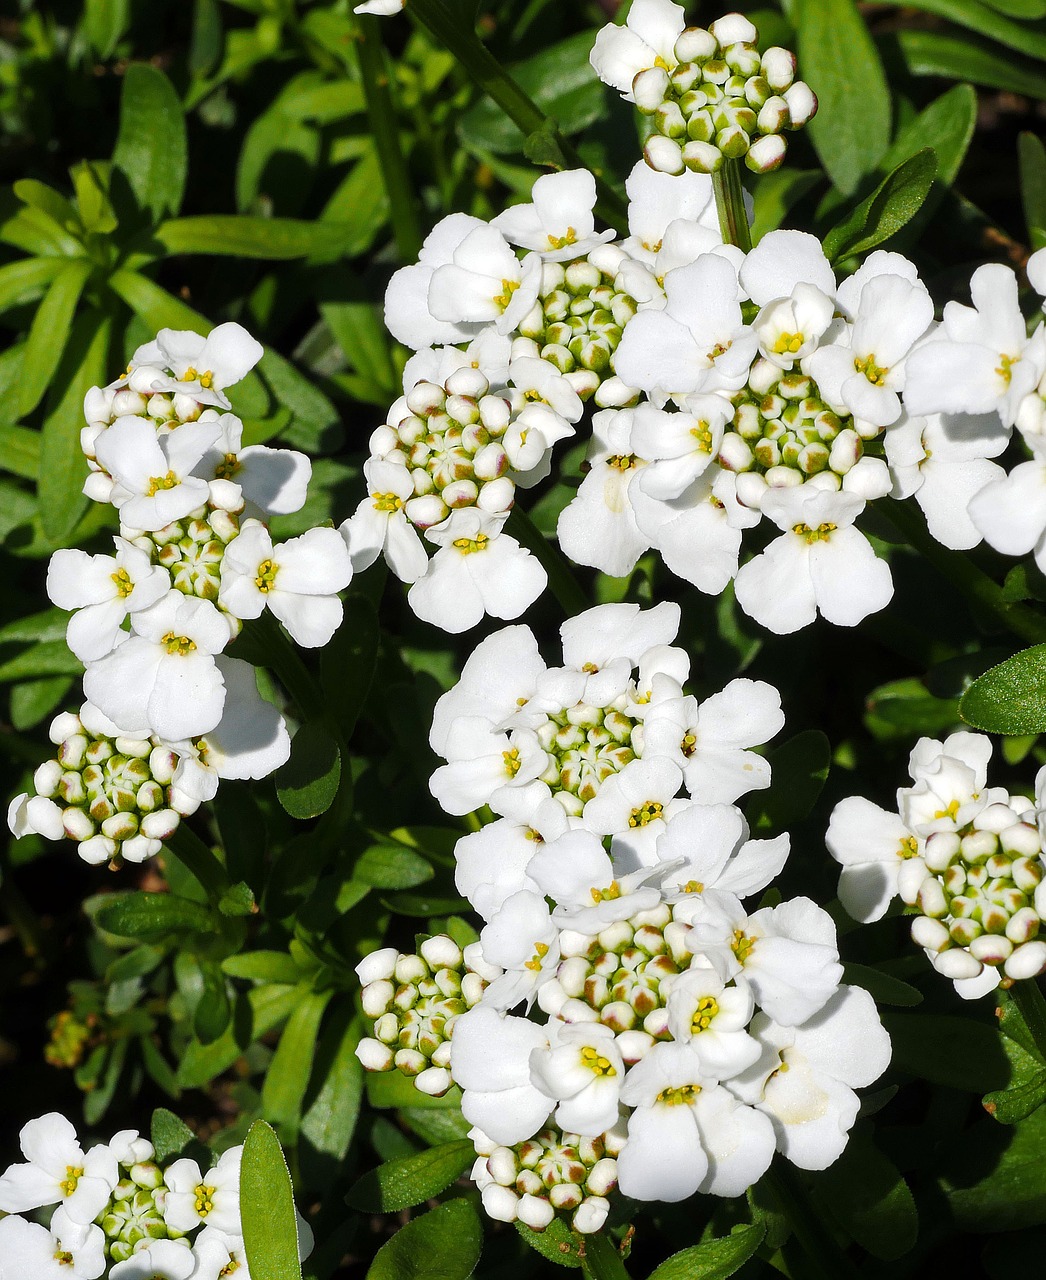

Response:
(93, 417), (220, 532)
(162, 1146), (242, 1236)
(493, 170), (615, 262)
(0, 1210), (105, 1280)
(450, 1007), (554, 1144)
(0, 1112), (118, 1224)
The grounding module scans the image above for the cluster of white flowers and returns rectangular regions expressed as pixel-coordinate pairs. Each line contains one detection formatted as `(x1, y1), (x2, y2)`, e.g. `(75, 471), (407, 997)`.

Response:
(7, 323), (356, 865)
(0, 1112), (310, 1278)
(354, 603), (891, 1232)
(591, 4), (817, 175)
(828, 731), (1046, 1000)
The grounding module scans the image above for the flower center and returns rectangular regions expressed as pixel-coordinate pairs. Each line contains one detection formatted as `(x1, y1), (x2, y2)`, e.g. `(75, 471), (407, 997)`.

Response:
(255, 558), (279, 592)
(181, 366), (215, 388)
(853, 353), (888, 386)
(452, 534), (489, 554)
(772, 331), (804, 355)
(681, 880), (704, 894)
(731, 929), (756, 965)
(194, 1181), (217, 1216)
(628, 800), (663, 828)
(54, 1250), (75, 1266)
(580, 1045), (617, 1076)
(606, 453), (639, 470)
(681, 731), (697, 757)
(590, 880), (622, 903)
(503, 748), (522, 777)
(214, 452), (241, 480)
(547, 227), (578, 250)
(524, 941), (550, 973)
(494, 278), (521, 310)
(59, 1165), (83, 1196)
(792, 522), (837, 543)
(146, 470), (179, 495)
(656, 1083), (701, 1105)
(996, 352), (1019, 385)
(691, 995), (719, 1033)
(161, 631), (197, 656)
(898, 835), (919, 859)
(111, 567), (135, 598)
(373, 490), (403, 512)
(691, 421), (714, 452)
(934, 799), (960, 821)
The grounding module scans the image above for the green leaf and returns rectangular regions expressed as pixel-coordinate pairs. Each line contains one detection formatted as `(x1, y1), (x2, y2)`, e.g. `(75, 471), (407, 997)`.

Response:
(241, 1121), (305, 1280)
(218, 881), (256, 917)
(113, 65), (188, 220)
(194, 963), (232, 1045)
(366, 1200), (482, 1280)
(348, 1141), (474, 1213)
(0, 257), (66, 315)
(300, 1012), (364, 1170)
(37, 310), (110, 540)
(223, 951), (302, 983)
(823, 150), (937, 264)
(178, 984), (301, 1088)
(83, 0), (131, 57)
(366, 1070), (463, 1112)
(262, 989), (333, 1130)
(93, 891), (211, 940)
(899, 0), (1046, 60)
(18, 257), (92, 419)
(812, 1131), (917, 1259)
(984, 997), (1046, 1123)
(796, 0), (890, 194)
(0, 423), (41, 479)
(355, 846), (434, 890)
(320, 594), (379, 737)
(0, 640), (81, 683)
(945, 1104), (1046, 1231)
(984, 1068), (1046, 1125)
(959, 645), (1046, 735)
(458, 32), (605, 155)
(276, 722), (342, 819)
(1020, 132), (1046, 251)
(885, 1011), (1009, 1092)
(320, 296), (397, 402)
(648, 1223), (766, 1280)
(515, 1219), (583, 1268)
(898, 30), (1046, 101)
(879, 84), (977, 188)
(155, 216), (356, 260)
(747, 729), (830, 833)
(843, 962), (923, 1007)
(10, 676), (73, 729)
(150, 1108), (209, 1164)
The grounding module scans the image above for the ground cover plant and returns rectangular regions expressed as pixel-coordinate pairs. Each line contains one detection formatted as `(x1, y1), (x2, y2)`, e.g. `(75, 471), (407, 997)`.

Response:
(5, 0), (1046, 1277)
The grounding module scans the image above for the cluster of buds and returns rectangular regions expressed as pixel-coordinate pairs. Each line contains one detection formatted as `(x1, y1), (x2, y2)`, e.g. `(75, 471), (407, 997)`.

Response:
(532, 693), (640, 817)
(355, 935), (490, 1096)
(908, 801), (1046, 984)
(625, 13), (816, 176)
(471, 1123), (624, 1234)
(722, 360), (868, 498)
(135, 508), (242, 605)
(100, 1155), (170, 1262)
(516, 250), (640, 407)
(7, 706), (193, 866)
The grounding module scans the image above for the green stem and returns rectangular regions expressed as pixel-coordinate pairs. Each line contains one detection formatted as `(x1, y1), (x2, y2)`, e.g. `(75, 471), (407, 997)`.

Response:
(581, 1232), (631, 1280)
(882, 499), (1046, 647)
(355, 15), (424, 262)
(408, 0), (627, 233)
(246, 612), (328, 722)
(507, 504), (590, 618)
(1009, 977), (1046, 1063)
(165, 824), (230, 902)
(711, 159), (752, 252)
(763, 1163), (858, 1280)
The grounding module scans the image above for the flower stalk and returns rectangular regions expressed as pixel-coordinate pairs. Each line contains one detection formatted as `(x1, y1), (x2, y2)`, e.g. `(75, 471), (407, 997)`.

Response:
(581, 1231), (631, 1280)
(712, 159), (753, 253)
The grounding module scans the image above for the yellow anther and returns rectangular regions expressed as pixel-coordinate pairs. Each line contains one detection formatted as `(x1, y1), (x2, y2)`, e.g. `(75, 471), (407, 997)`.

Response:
(898, 835), (919, 859)
(503, 748), (522, 777)
(161, 631), (197, 656)
(146, 471), (179, 495)
(690, 995), (719, 1033)
(373, 491), (403, 513)
(494, 278), (521, 310)
(193, 1182), (216, 1215)
(996, 352), (1019, 385)
(772, 331), (804, 355)
(691, 421), (713, 452)
(681, 732), (697, 758)
(792, 522), (837, 543)
(681, 880), (704, 894)
(853, 353), (888, 386)
(934, 799), (960, 821)
(656, 1083), (701, 1105)
(452, 534), (490, 554)
(606, 454), (638, 470)
(524, 941), (550, 972)
(628, 801), (663, 828)
(580, 1045), (617, 1076)
(590, 881), (622, 904)
(214, 452), (241, 480)
(111, 567), (134, 599)
(254, 558), (279, 593)
(731, 929), (755, 964)
(708, 341), (731, 361)
(547, 227), (578, 251)
(59, 1165), (83, 1197)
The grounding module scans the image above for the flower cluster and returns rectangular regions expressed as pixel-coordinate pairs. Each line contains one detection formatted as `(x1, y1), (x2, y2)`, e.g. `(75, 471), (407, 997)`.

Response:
(591, 4), (817, 175)
(0, 1112), (311, 1278)
(827, 731), (1046, 999)
(8, 323), (355, 864)
(355, 603), (891, 1232)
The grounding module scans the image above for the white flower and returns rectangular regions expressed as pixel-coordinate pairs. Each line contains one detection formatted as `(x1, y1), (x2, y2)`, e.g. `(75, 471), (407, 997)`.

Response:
(583, 756), (685, 869)
(83, 592), (230, 741)
(110, 1241), (196, 1280)
(739, 230), (837, 312)
(46, 538), (169, 663)
(590, 0), (686, 101)
(385, 215), (493, 349)
(196, 413), (311, 517)
(219, 520), (352, 647)
(665, 969), (762, 1077)
(133, 323), (263, 411)
(642, 678), (784, 803)
(493, 170), (615, 262)
(529, 1022), (625, 1136)
(560, 600), (681, 703)
(354, 0), (403, 12)
(904, 264), (1045, 426)
(478, 888), (561, 1010)
(450, 1007), (554, 1144)
(688, 897), (844, 1026)
(453, 818), (545, 921)
(885, 412), (1007, 550)
(968, 431), (1046, 571)
(0, 1209), (105, 1280)
(629, 396), (730, 500)
(528, 828), (664, 932)
(407, 510), (546, 633)
(162, 1146), (242, 1236)
(190, 1229), (253, 1280)
(730, 986), (891, 1169)
(617, 1041), (776, 1200)
(424, 223), (542, 337)
(613, 253), (758, 400)
(0, 1112), (118, 1224)
(341, 458), (428, 583)
(623, 161), (717, 263)
(733, 487), (893, 633)
(826, 796), (923, 922)
(168, 655), (290, 805)
(94, 417), (220, 531)
(557, 408), (651, 578)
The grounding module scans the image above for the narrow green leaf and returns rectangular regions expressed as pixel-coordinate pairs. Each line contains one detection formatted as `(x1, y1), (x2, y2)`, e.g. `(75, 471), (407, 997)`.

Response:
(0, 257), (66, 315)
(899, 0), (1046, 60)
(300, 1012), (364, 1170)
(960, 645), (1046, 735)
(823, 150), (937, 263)
(261, 989), (332, 1130)
(241, 1121), (305, 1280)
(515, 1220), (583, 1269)
(0, 640), (81, 684)
(355, 846), (434, 890)
(275, 722), (342, 819)
(813, 1131), (917, 1259)
(0, 202), (82, 258)
(93, 891), (212, 940)
(320, 594), (380, 737)
(985, 0), (1046, 14)
(879, 84), (977, 187)
(885, 1011), (1009, 1092)
(348, 1141), (474, 1213)
(38, 310), (110, 540)
(796, 0), (890, 194)
(13, 180), (82, 237)
(944, 1104), (1046, 1231)
(83, 0), (131, 57)
(150, 1108), (209, 1164)
(112, 65), (188, 220)
(223, 951), (302, 984)
(366, 1200), (482, 1280)
(19, 258), (92, 418)
(747, 729), (830, 834)
(320, 297), (397, 399)
(842, 963), (923, 1007)
(1020, 132), (1046, 251)
(648, 1223), (765, 1280)
(0, 423), (41, 479)
(177, 984), (300, 1088)
(898, 30), (1046, 101)
(194, 963), (233, 1045)
(155, 216), (356, 260)
(9, 676), (73, 729)
(985, 1069), (1046, 1125)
